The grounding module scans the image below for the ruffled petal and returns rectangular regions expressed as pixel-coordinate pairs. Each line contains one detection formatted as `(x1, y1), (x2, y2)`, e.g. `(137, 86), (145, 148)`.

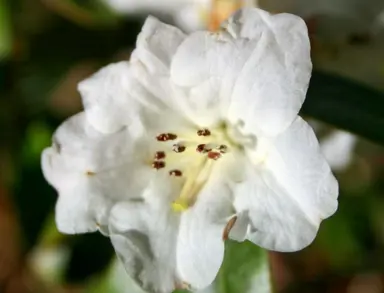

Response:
(78, 61), (161, 134)
(234, 117), (338, 251)
(134, 16), (186, 74)
(171, 8), (311, 134)
(41, 113), (152, 234)
(177, 177), (235, 290)
(109, 176), (182, 293)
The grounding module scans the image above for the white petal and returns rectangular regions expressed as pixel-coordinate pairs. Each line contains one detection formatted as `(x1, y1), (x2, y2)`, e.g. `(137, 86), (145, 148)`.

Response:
(134, 16), (186, 74)
(171, 30), (250, 125)
(320, 130), (357, 171)
(234, 117), (338, 251)
(41, 113), (152, 234)
(54, 182), (113, 234)
(177, 177), (234, 290)
(109, 176), (182, 293)
(171, 8), (311, 135)
(227, 8), (312, 136)
(129, 17), (196, 123)
(78, 61), (153, 134)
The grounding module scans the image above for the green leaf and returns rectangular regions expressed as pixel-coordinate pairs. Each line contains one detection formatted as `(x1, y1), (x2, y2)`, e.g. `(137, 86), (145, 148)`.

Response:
(302, 71), (384, 146)
(216, 241), (272, 293)
(0, 0), (12, 57)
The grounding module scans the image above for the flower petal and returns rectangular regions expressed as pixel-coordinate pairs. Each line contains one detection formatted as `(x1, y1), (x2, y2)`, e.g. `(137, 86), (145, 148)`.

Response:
(234, 117), (338, 251)
(41, 113), (152, 234)
(171, 8), (311, 134)
(78, 61), (158, 134)
(109, 176), (182, 293)
(227, 8), (312, 135)
(133, 16), (186, 74)
(177, 177), (234, 290)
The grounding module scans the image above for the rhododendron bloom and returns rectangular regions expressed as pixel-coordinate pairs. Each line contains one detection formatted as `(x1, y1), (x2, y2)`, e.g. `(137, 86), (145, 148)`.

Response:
(42, 8), (338, 293)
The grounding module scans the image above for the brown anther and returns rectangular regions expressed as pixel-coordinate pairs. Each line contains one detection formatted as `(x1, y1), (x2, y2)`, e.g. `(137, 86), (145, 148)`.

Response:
(197, 128), (211, 136)
(154, 151), (166, 160)
(208, 151), (221, 160)
(223, 216), (237, 241)
(169, 170), (183, 177)
(152, 161), (166, 169)
(156, 133), (177, 141)
(86, 170), (96, 176)
(173, 144), (186, 153)
(196, 144), (211, 153)
(218, 144), (228, 153)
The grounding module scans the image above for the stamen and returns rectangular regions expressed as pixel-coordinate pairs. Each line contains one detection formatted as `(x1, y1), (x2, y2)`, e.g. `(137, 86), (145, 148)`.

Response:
(218, 144), (228, 153)
(156, 133), (177, 141)
(196, 144), (211, 153)
(197, 128), (211, 136)
(152, 161), (165, 169)
(154, 151), (166, 160)
(223, 216), (238, 241)
(169, 170), (183, 177)
(208, 151), (221, 160)
(173, 144), (186, 153)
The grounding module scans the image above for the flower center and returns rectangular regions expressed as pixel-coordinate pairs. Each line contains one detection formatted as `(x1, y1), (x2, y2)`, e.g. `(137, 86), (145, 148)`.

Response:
(151, 127), (230, 212)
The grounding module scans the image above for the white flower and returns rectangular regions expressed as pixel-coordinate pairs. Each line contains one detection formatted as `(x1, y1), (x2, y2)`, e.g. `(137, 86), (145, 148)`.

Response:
(41, 8), (338, 293)
(103, 0), (256, 32)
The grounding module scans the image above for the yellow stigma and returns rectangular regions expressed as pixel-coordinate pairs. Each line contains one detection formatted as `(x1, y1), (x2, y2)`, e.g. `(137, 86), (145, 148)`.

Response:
(172, 200), (189, 212)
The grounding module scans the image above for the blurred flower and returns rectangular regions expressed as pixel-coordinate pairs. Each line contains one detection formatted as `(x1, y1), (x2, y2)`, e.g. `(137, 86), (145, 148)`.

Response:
(309, 120), (357, 172)
(290, 0), (384, 42)
(320, 130), (357, 171)
(42, 8), (338, 293)
(103, 0), (256, 32)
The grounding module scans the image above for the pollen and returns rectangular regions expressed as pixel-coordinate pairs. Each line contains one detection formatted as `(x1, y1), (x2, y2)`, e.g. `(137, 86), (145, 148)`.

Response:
(152, 161), (166, 169)
(196, 144), (211, 153)
(218, 144), (228, 153)
(208, 151), (221, 160)
(154, 151), (166, 160)
(156, 133), (177, 141)
(169, 170), (183, 177)
(197, 128), (211, 136)
(173, 144), (186, 153)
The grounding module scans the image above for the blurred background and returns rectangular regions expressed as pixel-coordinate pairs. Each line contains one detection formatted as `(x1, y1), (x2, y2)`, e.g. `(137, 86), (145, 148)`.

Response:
(0, 0), (384, 292)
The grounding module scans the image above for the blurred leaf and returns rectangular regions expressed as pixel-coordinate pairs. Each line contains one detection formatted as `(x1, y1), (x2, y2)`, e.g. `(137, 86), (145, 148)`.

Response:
(302, 71), (384, 146)
(40, 0), (118, 28)
(21, 121), (51, 164)
(0, 0), (12, 58)
(216, 241), (272, 293)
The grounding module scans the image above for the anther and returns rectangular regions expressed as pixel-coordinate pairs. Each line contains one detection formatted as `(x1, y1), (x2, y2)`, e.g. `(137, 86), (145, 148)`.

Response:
(196, 144), (211, 153)
(197, 128), (211, 136)
(86, 170), (96, 176)
(218, 144), (228, 153)
(173, 144), (186, 153)
(208, 151), (221, 160)
(156, 133), (177, 141)
(154, 151), (166, 160)
(169, 170), (183, 177)
(152, 161), (165, 169)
